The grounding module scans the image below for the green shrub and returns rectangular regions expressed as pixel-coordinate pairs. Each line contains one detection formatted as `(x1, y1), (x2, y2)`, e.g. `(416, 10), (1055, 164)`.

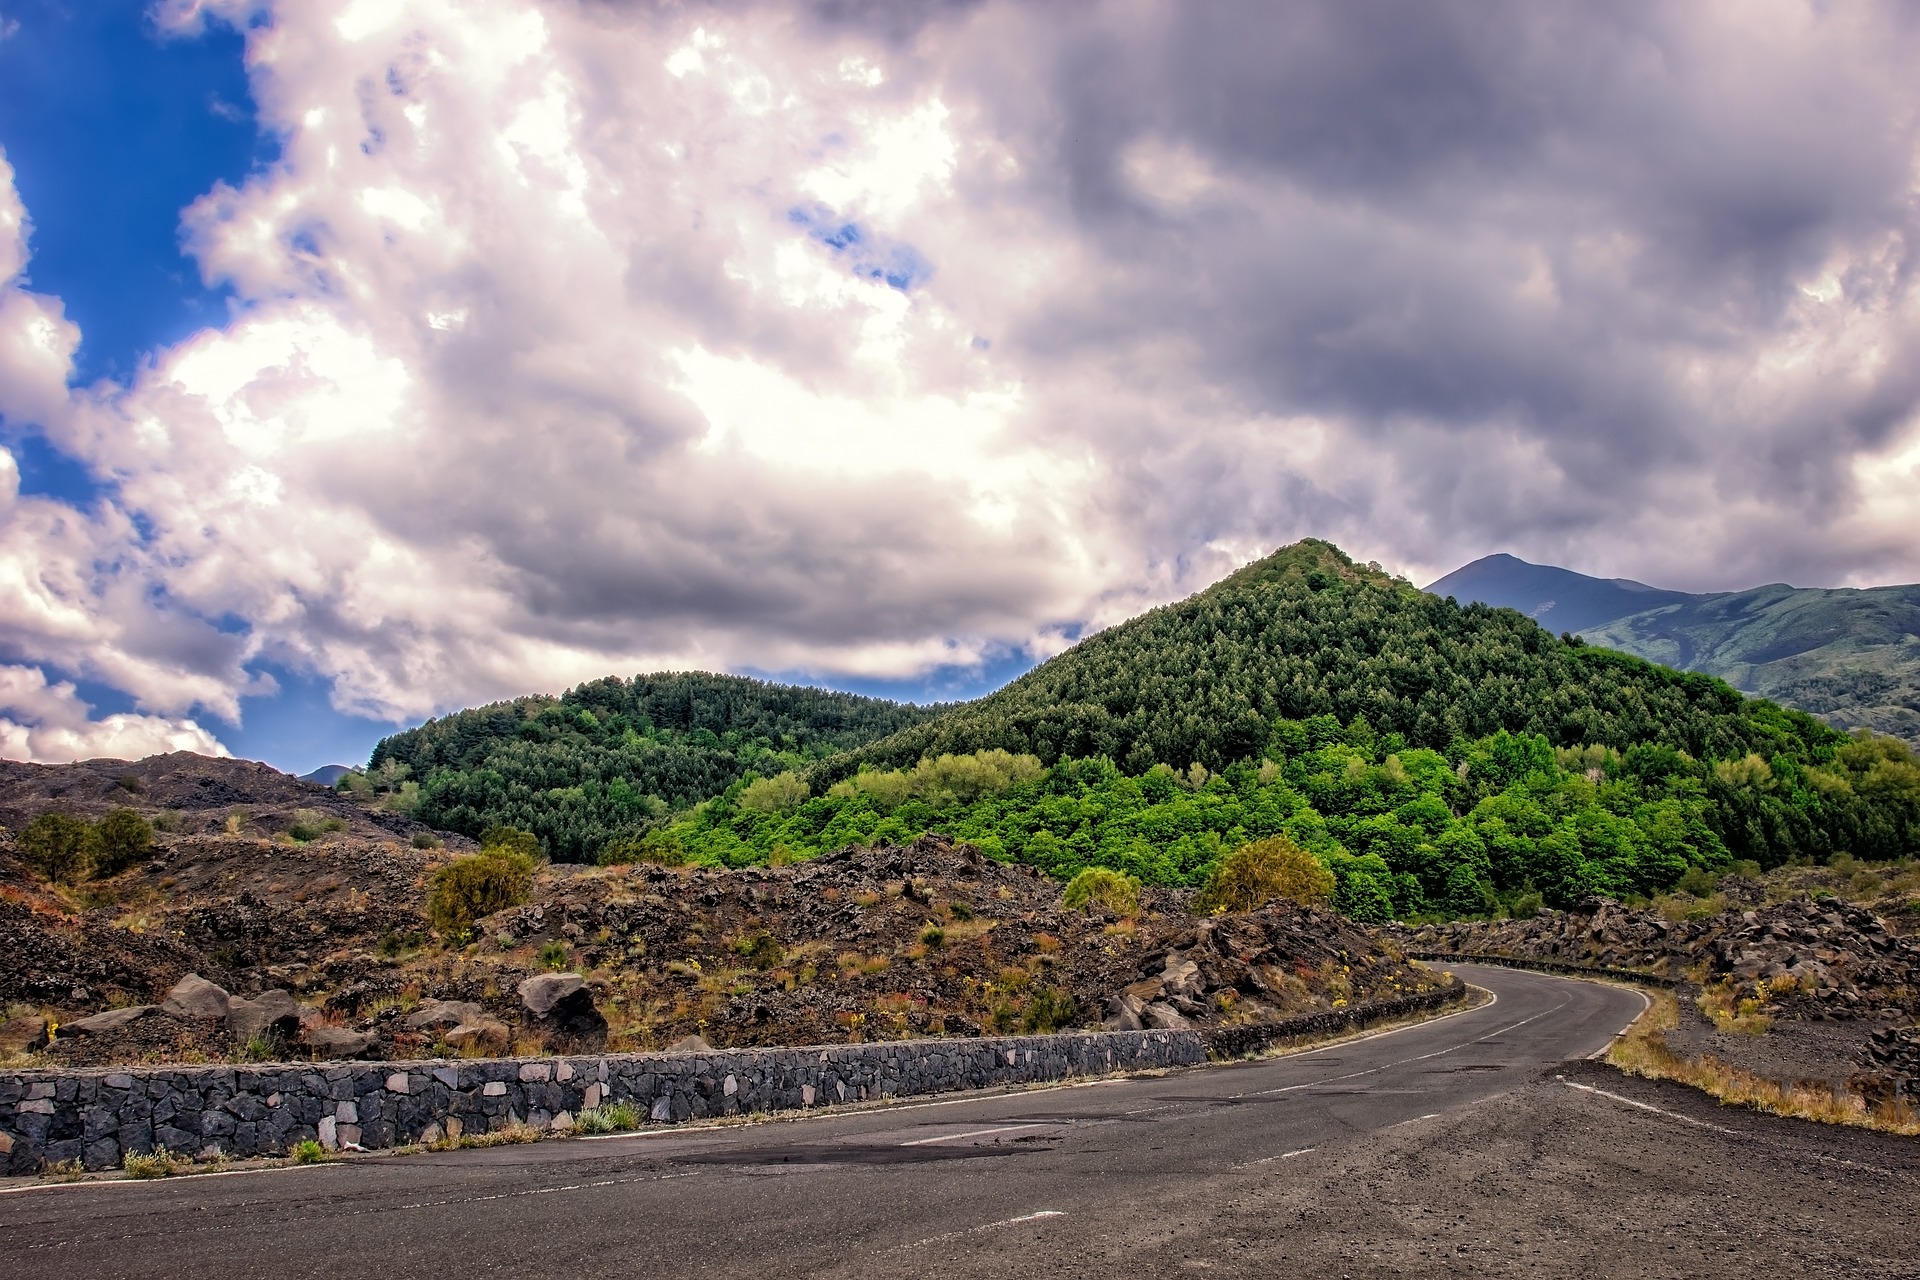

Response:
(538, 940), (571, 971)
(729, 932), (784, 969)
(122, 1148), (178, 1179)
(1022, 987), (1076, 1034)
(19, 813), (93, 884)
(919, 924), (946, 949)
(597, 835), (686, 867)
(428, 847), (537, 941)
(480, 825), (542, 857)
(1507, 889), (1545, 919)
(287, 809), (347, 843)
(1198, 835), (1335, 913)
(90, 808), (153, 877)
(289, 1139), (328, 1164)
(411, 830), (444, 849)
(1061, 867), (1140, 917)
(575, 1101), (640, 1134)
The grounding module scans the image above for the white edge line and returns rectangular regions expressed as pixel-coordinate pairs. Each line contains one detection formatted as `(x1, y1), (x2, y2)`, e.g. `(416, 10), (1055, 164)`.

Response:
(900, 1123), (1047, 1147)
(0, 1161), (343, 1196)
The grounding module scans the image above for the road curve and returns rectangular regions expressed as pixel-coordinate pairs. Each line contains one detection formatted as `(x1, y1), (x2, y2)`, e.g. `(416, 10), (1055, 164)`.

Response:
(1, 966), (1644, 1279)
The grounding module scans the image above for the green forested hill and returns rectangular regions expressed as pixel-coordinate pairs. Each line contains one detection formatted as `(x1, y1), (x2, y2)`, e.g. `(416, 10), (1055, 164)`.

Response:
(1581, 584), (1920, 748)
(366, 673), (944, 860)
(1427, 552), (1920, 749)
(816, 540), (1835, 786)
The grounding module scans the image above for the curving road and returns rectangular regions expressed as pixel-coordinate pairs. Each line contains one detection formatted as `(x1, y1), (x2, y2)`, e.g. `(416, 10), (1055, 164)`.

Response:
(8, 967), (1914, 1278)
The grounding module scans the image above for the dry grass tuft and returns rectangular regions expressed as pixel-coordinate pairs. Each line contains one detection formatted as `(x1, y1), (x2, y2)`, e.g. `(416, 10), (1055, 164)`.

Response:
(1609, 989), (1920, 1136)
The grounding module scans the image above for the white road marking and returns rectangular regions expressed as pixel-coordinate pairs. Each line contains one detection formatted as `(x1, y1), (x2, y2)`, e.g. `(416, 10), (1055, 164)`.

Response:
(1238, 1147), (1316, 1167)
(1587, 987), (1654, 1060)
(1246, 998), (1568, 1099)
(896, 1209), (1067, 1250)
(1391, 1113), (1441, 1127)
(0, 1161), (343, 1196)
(900, 1123), (1048, 1146)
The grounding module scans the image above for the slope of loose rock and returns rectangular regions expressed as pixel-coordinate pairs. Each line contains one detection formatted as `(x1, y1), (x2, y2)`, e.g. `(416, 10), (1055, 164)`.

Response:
(3, 831), (1442, 1069)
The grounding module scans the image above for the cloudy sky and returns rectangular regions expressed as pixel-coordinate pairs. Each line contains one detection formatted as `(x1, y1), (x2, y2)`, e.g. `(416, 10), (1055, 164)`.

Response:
(0, 0), (1917, 773)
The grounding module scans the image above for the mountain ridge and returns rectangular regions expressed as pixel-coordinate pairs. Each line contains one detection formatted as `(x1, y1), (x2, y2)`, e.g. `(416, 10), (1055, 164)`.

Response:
(1426, 553), (1920, 747)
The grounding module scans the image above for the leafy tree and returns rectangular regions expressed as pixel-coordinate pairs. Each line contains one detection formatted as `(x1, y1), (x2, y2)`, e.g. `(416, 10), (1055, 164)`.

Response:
(18, 813), (92, 884)
(92, 808), (154, 877)
(1198, 835), (1335, 912)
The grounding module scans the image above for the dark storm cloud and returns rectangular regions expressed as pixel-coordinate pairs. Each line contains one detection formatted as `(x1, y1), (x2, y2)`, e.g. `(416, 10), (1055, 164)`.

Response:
(934, 0), (1920, 587)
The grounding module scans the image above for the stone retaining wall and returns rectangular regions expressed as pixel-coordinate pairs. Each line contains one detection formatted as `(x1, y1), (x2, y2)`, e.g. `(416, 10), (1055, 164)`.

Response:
(0, 1030), (1201, 1175)
(0, 981), (1475, 1176)
(1200, 980), (1468, 1060)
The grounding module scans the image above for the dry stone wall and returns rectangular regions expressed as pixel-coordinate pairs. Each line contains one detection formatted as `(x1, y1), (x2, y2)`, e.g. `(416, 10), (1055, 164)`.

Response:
(0, 1029), (1201, 1175)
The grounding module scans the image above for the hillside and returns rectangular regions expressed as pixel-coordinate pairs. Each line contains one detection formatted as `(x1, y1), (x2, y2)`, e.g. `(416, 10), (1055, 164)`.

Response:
(1582, 585), (1920, 747)
(1427, 553), (1920, 748)
(369, 672), (944, 861)
(820, 539), (1829, 782)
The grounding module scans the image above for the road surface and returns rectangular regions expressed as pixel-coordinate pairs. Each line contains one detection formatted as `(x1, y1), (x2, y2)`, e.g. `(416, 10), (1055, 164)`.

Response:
(7, 965), (1918, 1278)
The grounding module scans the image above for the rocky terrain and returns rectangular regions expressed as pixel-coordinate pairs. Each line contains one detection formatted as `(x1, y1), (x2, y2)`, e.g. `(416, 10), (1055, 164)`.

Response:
(1398, 882), (1920, 1101)
(0, 752), (442, 845)
(0, 756), (1442, 1071)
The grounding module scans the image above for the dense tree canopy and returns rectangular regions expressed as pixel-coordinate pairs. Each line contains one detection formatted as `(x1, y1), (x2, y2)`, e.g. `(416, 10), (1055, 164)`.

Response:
(368, 673), (943, 861)
(813, 540), (1836, 786)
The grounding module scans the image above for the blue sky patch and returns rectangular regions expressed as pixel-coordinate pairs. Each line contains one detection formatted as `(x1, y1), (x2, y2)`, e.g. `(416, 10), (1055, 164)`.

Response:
(787, 204), (932, 292)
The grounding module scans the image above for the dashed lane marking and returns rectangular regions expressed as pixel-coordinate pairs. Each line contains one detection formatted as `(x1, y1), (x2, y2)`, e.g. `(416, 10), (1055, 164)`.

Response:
(896, 1209), (1067, 1251)
(900, 1123), (1049, 1146)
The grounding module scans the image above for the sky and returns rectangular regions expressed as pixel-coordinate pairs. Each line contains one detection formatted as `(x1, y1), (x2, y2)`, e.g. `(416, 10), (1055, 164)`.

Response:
(0, 0), (1917, 776)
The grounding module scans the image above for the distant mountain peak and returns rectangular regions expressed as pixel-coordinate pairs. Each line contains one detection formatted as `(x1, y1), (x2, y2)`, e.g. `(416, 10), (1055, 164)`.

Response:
(1424, 553), (1698, 636)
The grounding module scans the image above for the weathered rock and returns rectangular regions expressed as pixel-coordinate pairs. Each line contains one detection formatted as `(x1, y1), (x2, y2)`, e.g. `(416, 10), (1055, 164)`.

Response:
(517, 972), (606, 1043)
(445, 1020), (510, 1055)
(1103, 993), (1145, 1032)
(1141, 1002), (1194, 1031)
(404, 999), (484, 1032)
(300, 1025), (377, 1059)
(161, 972), (232, 1023)
(666, 1034), (713, 1054)
(62, 1005), (159, 1036)
(1161, 955), (1204, 1000)
(228, 990), (299, 1044)
(0, 1014), (50, 1054)
(517, 973), (585, 1018)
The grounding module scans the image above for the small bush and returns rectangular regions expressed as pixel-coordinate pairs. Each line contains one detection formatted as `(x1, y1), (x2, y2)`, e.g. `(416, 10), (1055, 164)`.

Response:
(19, 813), (92, 884)
(1507, 889), (1545, 920)
(1061, 867), (1140, 916)
(729, 932), (784, 969)
(290, 1139), (328, 1164)
(1198, 835), (1334, 913)
(287, 809), (347, 843)
(1022, 987), (1076, 1034)
(123, 1148), (178, 1179)
(1676, 865), (1719, 898)
(575, 1101), (641, 1134)
(597, 836), (686, 867)
(946, 900), (973, 921)
(538, 940), (571, 971)
(428, 847), (537, 941)
(411, 830), (444, 849)
(480, 826), (543, 858)
(151, 810), (183, 833)
(919, 924), (946, 948)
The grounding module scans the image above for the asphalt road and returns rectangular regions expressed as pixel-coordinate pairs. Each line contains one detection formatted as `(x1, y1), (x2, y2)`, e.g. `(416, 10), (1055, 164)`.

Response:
(13, 966), (1907, 1279)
